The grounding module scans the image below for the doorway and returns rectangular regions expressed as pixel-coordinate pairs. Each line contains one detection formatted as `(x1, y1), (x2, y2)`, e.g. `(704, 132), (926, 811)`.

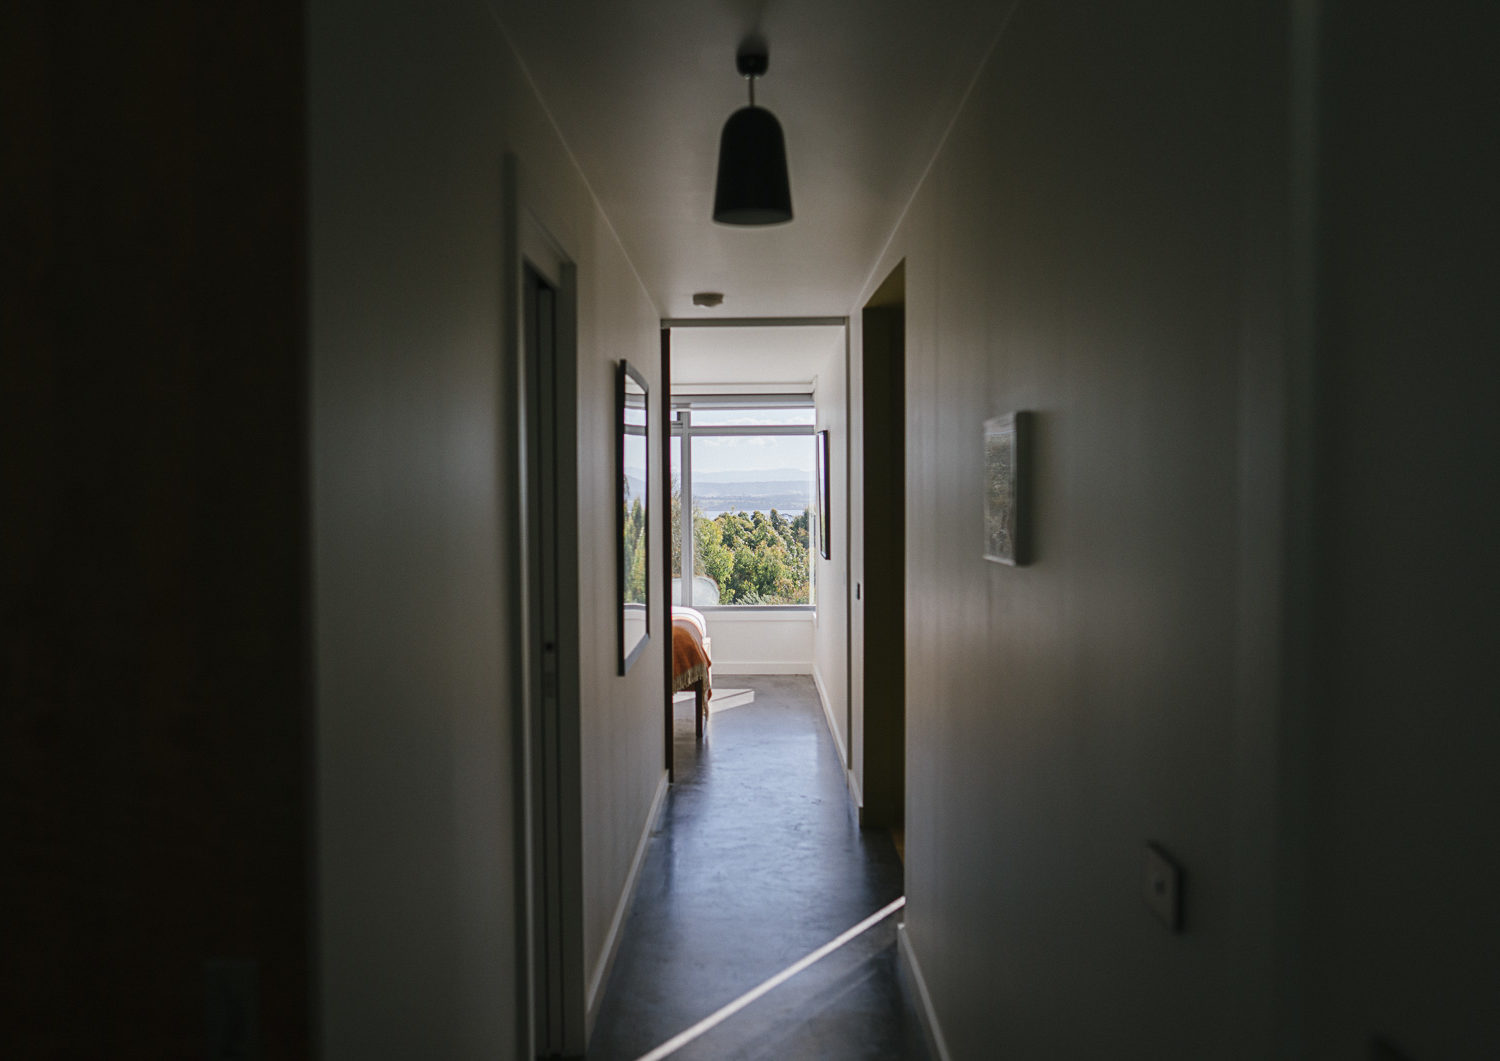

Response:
(856, 263), (907, 844)
(657, 318), (848, 761)
(518, 226), (585, 1057)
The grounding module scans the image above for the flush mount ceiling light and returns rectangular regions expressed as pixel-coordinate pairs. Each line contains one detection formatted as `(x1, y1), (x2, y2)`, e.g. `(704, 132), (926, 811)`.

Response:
(692, 291), (725, 307)
(712, 38), (793, 226)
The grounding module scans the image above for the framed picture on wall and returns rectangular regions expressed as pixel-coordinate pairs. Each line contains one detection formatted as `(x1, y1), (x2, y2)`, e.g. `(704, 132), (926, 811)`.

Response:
(983, 412), (1028, 565)
(815, 429), (831, 560)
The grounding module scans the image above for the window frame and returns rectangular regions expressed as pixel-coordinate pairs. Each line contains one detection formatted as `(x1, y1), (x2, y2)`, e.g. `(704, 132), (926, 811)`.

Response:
(670, 395), (817, 612)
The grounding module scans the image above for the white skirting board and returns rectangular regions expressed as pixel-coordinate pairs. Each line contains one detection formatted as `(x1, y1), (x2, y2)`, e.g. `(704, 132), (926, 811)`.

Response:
(811, 664), (848, 765)
(709, 660), (812, 675)
(585, 769), (670, 1038)
(845, 766), (863, 810)
(812, 664), (862, 810)
(897, 922), (953, 1061)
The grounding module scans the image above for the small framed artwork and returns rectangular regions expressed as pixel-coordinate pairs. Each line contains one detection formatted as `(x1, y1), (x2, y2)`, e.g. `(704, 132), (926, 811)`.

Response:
(815, 429), (831, 560)
(983, 412), (1028, 565)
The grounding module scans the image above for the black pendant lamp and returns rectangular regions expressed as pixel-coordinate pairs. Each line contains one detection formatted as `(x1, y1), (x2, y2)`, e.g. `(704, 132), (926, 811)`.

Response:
(713, 40), (793, 226)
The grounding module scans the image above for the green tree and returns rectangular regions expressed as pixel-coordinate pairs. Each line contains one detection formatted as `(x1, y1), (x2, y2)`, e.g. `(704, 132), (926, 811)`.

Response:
(791, 508), (809, 551)
(698, 504), (812, 605)
(729, 542), (756, 601)
(669, 475), (682, 580)
(624, 496), (646, 602)
(694, 510), (733, 601)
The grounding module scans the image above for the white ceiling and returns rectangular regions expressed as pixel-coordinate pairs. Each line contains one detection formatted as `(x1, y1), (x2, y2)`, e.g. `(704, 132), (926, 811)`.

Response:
(669, 325), (844, 388)
(492, 0), (1011, 319)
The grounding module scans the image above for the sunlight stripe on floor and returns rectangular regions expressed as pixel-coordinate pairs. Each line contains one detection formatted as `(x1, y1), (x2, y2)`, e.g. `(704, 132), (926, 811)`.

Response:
(633, 896), (907, 1061)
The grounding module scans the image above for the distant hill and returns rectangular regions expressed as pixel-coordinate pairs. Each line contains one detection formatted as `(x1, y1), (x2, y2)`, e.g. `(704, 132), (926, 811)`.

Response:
(694, 480), (811, 501)
(626, 469), (814, 518)
(691, 467), (809, 484)
(694, 479), (813, 518)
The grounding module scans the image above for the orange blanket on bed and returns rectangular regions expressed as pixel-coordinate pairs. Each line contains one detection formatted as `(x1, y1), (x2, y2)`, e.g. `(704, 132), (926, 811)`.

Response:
(671, 617), (711, 697)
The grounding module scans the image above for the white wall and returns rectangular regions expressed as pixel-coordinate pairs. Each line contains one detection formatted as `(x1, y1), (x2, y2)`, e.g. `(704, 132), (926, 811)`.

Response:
(812, 335), (851, 763)
(309, 0), (663, 1054)
(702, 611), (813, 675)
(846, 311), (869, 809)
(576, 230), (667, 1027)
(859, 3), (1294, 1055)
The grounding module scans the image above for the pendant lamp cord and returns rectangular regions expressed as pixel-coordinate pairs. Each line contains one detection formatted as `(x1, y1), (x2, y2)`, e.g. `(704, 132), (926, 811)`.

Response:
(748, 75), (756, 107)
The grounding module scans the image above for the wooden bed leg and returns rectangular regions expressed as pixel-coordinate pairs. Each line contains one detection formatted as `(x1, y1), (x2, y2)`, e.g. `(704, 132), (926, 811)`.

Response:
(695, 683), (706, 740)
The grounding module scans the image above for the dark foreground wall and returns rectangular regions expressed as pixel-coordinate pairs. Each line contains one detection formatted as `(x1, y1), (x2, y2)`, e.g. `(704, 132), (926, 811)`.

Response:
(1, 4), (310, 1055)
(1305, 3), (1500, 1055)
(860, 0), (1499, 1056)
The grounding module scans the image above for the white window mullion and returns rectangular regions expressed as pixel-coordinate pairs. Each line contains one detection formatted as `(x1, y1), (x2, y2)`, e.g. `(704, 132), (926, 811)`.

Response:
(680, 410), (694, 608)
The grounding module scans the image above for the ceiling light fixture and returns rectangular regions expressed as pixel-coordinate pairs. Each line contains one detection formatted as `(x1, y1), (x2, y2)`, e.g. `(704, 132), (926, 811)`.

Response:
(692, 291), (725, 307)
(712, 38), (793, 226)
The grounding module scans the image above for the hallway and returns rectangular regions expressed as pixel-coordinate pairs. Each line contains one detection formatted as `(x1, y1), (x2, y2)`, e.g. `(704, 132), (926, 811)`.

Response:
(588, 676), (928, 1060)
(10, 2), (1496, 1055)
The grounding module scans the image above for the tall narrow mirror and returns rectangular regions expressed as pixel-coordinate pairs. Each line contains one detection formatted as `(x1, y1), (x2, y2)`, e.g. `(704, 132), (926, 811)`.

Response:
(619, 361), (650, 673)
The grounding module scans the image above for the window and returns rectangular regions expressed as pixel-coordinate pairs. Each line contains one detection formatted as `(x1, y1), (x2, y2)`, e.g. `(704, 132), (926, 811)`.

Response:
(670, 398), (816, 608)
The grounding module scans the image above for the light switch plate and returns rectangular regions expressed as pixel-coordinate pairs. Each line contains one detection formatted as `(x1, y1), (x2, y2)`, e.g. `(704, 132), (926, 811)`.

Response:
(1144, 843), (1182, 932)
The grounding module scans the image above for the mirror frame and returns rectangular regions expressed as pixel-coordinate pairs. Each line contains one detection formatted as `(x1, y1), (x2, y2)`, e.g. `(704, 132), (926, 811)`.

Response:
(618, 359), (651, 674)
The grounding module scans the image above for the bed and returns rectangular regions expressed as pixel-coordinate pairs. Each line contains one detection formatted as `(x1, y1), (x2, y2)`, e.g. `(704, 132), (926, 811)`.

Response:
(671, 606), (712, 738)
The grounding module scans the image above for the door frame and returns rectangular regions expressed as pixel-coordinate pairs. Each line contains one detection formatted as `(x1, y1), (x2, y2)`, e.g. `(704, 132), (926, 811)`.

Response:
(660, 327), (673, 781)
(659, 316), (851, 778)
(505, 154), (586, 1059)
(854, 264), (906, 830)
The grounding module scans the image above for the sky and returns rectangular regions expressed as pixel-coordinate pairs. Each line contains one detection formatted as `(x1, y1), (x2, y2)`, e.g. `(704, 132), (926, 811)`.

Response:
(676, 408), (817, 477)
(688, 435), (814, 477)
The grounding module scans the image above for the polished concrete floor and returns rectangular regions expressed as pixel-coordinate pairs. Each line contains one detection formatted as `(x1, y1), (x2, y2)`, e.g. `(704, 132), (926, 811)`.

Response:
(588, 675), (931, 1060)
